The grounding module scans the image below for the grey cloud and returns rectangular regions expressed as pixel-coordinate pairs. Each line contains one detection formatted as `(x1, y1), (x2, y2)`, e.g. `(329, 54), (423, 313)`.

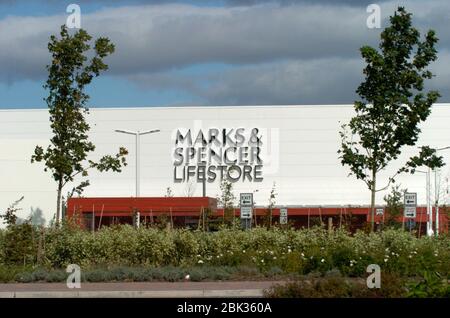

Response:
(128, 50), (450, 106)
(0, 3), (378, 82)
(1, 1), (448, 84)
(204, 52), (450, 105)
(128, 57), (365, 105)
(222, 0), (392, 6)
(0, 0), (393, 6)
(201, 58), (364, 105)
(1, 0), (449, 105)
(428, 49), (450, 101)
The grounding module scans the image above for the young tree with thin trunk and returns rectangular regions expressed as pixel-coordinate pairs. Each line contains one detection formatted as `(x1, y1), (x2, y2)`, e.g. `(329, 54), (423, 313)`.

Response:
(339, 7), (444, 232)
(31, 25), (128, 225)
(264, 182), (277, 229)
(218, 179), (236, 227)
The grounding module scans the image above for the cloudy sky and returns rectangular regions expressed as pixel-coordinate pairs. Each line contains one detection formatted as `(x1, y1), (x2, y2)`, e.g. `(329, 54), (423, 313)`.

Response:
(0, 0), (449, 108)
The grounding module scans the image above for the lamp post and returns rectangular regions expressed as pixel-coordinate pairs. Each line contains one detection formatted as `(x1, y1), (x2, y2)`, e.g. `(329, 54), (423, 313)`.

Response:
(417, 145), (450, 237)
(115, 129), (160, 228)
(115, 129), (160, 197)
(415, 169), (432, 236)
(252, 189), (259, 227)
(433, 146), (450, 236)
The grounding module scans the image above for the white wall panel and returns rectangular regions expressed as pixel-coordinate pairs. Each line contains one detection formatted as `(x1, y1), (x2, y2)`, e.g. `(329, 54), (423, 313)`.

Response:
(1, 104), (450, 224)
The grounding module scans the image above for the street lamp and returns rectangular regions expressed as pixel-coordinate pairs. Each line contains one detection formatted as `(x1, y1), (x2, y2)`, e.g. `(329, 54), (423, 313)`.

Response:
(252, 189), (259, 226)
(416, 170), (432, 236)
(433, 146), (450, 236)
(115, 129), (160, 197)
(417, 145), (450, 237)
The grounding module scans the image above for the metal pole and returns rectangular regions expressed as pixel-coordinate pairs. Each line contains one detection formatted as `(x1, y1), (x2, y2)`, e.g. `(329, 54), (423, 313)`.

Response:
(115, 128), (160, 199)
(136, 133), (140, 197)
(202, 176), (206, 197)
(426, 167), (430, 236)
(416, 145), (450, 237)
(426, 167), (433, 237)
(136, 211), (140, 228)
(435, 169), (440, 236)
(432, 146), (450, 236)
(416, 170), (428, 237)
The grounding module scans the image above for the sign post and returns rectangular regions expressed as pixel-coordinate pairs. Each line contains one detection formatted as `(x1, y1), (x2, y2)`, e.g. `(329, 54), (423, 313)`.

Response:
(240, 193), (253, 230)
(404, 192), (417, 219)
(280, 207), (288, 225)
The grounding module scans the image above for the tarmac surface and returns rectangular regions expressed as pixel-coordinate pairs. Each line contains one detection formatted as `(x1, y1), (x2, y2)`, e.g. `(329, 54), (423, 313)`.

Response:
(0, 281), (284, 298)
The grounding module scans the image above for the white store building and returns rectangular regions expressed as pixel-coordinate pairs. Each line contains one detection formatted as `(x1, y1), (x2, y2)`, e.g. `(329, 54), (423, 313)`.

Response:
(1, 104), (450, 223)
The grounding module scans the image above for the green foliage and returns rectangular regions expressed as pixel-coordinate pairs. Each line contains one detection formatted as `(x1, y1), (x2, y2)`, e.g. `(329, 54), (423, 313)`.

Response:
(0, 225), (449, 279)
(217, 179), (236, 226)
(3, 223), (37, 265)
(0, 196), (24, 226)
(338, 7), (444, 230)
(264, 271), (408, 298)
(31, 25), (127, 223)
(384, 185), (406, 227)
(0, 265), (260, 283)
(0, 265), (34, 283)
(407, 271), (450, 298)
(154, 213), (170, 230)
(263, 182), (277, 229)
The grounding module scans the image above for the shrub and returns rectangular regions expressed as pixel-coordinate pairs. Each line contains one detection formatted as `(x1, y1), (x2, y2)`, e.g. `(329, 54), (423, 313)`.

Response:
(0, 229), (5, 264)
(3, 223), (38, 265)
(232, 265), (262, 280)
(84, 269), (114, 282)
(15, 271), (34, 283)
(0, 265), (33, 283)
(264, 275), (353, 298)
(45, 270), (67, 282)
(1, 225), (449, 279)
(407, 271), (450, 298)
(31, 268), (49, 281)
(264, 271), (408, 298)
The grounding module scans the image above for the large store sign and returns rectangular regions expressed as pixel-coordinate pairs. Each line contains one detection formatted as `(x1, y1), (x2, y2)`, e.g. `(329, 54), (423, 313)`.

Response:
(173, 127), (264, 183)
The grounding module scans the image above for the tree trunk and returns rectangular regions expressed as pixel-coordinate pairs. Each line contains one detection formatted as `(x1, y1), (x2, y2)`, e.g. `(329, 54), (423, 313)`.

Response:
(269, 208), (272, 229)
(371, 169), (376, 232)
(56, 179), (62, 226)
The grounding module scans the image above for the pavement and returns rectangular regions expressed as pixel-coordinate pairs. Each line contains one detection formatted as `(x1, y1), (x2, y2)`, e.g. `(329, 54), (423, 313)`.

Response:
(0, 281), (284, 298)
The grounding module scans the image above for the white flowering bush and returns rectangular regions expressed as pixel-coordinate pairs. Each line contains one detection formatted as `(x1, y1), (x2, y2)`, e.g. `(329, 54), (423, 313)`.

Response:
(1, 223), (448, 277)
(170, 229), (200, 265)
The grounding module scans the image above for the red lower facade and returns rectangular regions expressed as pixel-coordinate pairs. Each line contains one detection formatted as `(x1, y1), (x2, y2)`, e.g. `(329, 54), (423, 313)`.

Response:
(66, 197), (449, 235)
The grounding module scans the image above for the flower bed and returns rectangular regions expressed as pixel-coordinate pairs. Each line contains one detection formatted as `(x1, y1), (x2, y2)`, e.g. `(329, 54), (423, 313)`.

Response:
(0, 225), (448, 279)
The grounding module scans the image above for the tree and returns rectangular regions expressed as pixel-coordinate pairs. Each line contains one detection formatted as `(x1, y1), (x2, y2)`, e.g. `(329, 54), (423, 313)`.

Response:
(1, 197), (37, 265)
(1, 196), (24, 227)
(338, 7), (444, 232)
(28, 207), (46, 227)
(218, 179), (236, 226)
(3, 222), (36, 265)
(155, 213), (170, 230)
(183, 180), (196, 197)
(31, 25), (128, 225)
(263, 182), (277, 229)
(165, 187), (174, 197)
(383, 185), (406, 228)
